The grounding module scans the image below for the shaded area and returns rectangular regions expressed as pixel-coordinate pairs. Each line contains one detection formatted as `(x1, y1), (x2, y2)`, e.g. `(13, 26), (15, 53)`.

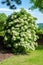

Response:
(36, 45), (43, 50)
(37, 39), (43, 45)
(0, 45), (14, 61)
(0, 36), (27, 61)
(37, 34), (43, 45)
(0, 36), (43, 61)
(0, 36), (14, 61)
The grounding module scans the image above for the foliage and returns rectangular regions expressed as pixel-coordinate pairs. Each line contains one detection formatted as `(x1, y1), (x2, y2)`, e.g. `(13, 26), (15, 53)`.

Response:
(1, 0), (43, 13)
(4, 9), (38, 53)
(30, 0), (43, 13)
(38, 23), (43, 29)
(0, 13), (7, 36)
(2, 0), (22, 9)
(37, 28), (43, 34)
(0, 13), (7, 31)
(36, 28), (43, 39)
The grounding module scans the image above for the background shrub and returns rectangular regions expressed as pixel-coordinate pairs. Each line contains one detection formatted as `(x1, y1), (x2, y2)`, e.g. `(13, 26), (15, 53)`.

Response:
(36, 28), (43, 39)
(4, 8), (38, 53)
(0, 13), (7, 36)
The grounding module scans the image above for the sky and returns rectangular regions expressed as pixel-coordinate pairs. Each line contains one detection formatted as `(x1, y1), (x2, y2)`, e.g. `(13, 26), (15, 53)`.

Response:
(0, 0), (43, 23)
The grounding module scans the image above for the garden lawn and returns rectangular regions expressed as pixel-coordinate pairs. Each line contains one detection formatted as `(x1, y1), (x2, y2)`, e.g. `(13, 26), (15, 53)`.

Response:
(0, 45), (43, 65)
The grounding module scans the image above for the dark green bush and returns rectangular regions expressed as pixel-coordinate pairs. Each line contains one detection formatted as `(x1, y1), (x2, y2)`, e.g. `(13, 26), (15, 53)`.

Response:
(12, 45), (26, 54)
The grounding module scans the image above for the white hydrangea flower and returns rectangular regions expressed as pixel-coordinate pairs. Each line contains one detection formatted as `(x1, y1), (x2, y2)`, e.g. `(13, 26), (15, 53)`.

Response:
(24, 21), (28, 25)
(4, 36), (8, 41)
(28, 19), (30, 21)
(29, 16), (33, 20)
(12, 30), (19, 36)
(17, 36), (20, 39)
(20, 38), (24, 41)
(7, 29), (10, 33)
(20, 19), (24, 22)
(27, 30), (31, 34)
(21, 27), (23, 29)
(12, 36), (16, 40)
(30, 43), (35, 50)
(11, 27), (14, 30)
(20, 32), (26, 37)
(25, 32), (31, 38)
(24, 25), (28, 29)
(15, 44), (18, 46)
(16, 19), (19, 22)
(9, 22), (13, 25)
(15, 24), (20, 27)
(14, 15), (17, 18)
(28, 34), (31, 38)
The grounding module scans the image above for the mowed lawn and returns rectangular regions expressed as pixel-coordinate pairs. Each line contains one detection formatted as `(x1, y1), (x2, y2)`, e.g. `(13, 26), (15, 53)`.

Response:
(0, 45), (43, 65)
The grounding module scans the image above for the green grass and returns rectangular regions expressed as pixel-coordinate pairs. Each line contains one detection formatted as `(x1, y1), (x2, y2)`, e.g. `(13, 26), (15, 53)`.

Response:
(0, 45), (43, 65)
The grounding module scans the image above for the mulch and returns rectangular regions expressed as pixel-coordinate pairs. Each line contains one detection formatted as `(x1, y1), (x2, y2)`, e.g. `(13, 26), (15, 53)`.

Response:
(0, 50), (14, 61)
(0, 48), (14, 61)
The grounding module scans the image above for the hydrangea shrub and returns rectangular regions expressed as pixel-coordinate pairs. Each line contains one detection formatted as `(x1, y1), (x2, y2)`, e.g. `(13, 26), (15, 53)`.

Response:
(4, 9), (38, 53)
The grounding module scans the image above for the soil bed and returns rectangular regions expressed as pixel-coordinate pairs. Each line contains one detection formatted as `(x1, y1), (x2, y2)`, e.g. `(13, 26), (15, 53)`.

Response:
(0, 47), (13, 61)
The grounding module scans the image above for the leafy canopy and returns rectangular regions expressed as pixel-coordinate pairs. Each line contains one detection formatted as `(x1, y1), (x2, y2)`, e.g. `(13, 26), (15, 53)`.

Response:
(30, 0), (43, 13)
